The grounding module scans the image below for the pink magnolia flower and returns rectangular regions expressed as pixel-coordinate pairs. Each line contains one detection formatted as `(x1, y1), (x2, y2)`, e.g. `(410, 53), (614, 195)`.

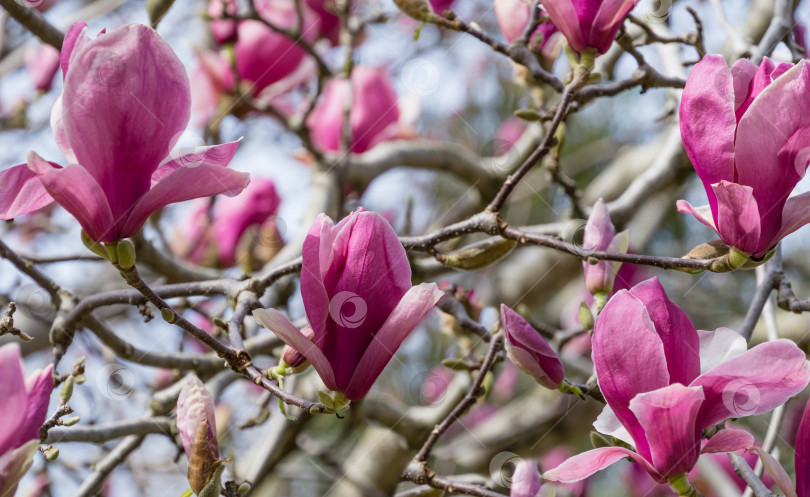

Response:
(0, 344), (53, 497)
(494, 0), (559, 56)
(208, 0), (238, 43)
(176, 374), (218, 461)
(190, 48), (236, 127)
(308, 67), (403, 154)
(174, 177), (281, 267)
(538, 0), (636, 54)
(305, 0), (341, 44)
(235, 0), (319, 97)
(678, 56), (810, 259)
(582, 198), (628, 296)
(544, 278), (810, 484)
(25, 44), (61, 93)
(500, 304), (565, 389)
(511, 459), (542, 497)
(253, 209), (442, 401)
(0, 22), (248, 243)
(797, 398), (810, 497)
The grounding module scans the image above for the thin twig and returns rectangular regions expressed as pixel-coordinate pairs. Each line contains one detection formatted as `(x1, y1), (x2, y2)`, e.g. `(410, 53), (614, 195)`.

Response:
(0, 0), (63, 49)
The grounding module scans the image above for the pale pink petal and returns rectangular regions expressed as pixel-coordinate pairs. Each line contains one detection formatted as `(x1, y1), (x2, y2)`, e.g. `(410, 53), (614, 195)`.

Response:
(511, 459), (542, 497)
(343, 283), (442, 400)
(700, 427), (754, 454)
(539, 0), (586, 52)
(629, 384), (705, 479)
(252, 308), (337, 391)
(0, 344), (27, 456)
(697, 328), (747, 374)
(676, 200), (718, 232)
(542, 447), (659, 483)
(0, 163), (54, 219)
(120, 163), (249, 240)
(0, 439), (39, 497)
(59, 21), (89, 77)
(749, 447), (798, 497)
(774, 191), (810, 243)
(176, 375), (218, 460)
(27, 152), (116, 242)
(153, 140), (242, 185)
(593, 404), (634, 447)
(691, 339), (810, 427)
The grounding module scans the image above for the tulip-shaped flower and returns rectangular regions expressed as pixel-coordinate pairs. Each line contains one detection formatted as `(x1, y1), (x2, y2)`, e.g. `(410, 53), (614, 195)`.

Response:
(0, 22), (248, 243)
(539, 0), (637, 54)
(308, 67), (405, 154)
(678, 56), (810, 260)
(510, 459), (543, 497)
(544, 278), (810, 486)
(253, 209), (442, 401)
(177, 375), (222, 494)
(174, 177), (281, 268)
(582, 198), (628, 298)
(0, 344), (53, 497)
(501, 304), (565, 389)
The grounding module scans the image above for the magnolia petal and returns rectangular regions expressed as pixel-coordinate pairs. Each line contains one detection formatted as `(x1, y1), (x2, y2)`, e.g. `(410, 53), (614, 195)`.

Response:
(59, 21), (89, 77)
(593, 404), (635, 447)
(27, 152), (116, 242)
(691, 339), (810, 427)
(700, 427), (754, 454)
(0, 344), (27, 456)
(749, 447), (798, 497)
(796, 398), (810, 497)
(539, 0), (586, 52)
(629, 384), (705, 479)
(50, 95), (77, 164)
(775, 191), (810, 243)
(676, 200), (718, 232)
(680, 55), (737, 215)
(697, 328), (747, 375)
(511, 460), (543, 497)
(590, 0), (637, 54)
(121, 163), (249, 240)
(542, 447), (659, 483)
(300, 213), (336, 342)
(0, 163), (54, 219)
(16, 365), (53, 449)
(711, 181), (763, 256)
(0, 439), (39, 497)
(252, 308), (337, 391)
(153, 140), (242, 185)
(343, 283), (443, 401)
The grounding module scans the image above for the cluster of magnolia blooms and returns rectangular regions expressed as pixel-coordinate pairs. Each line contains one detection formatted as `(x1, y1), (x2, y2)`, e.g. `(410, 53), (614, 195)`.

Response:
(4, 0), (810, 495)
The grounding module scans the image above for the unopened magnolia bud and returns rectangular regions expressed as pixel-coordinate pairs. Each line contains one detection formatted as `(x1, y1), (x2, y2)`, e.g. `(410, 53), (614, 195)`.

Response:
(198, 462), (226, 497)
(44, 447), (59, 461)
(393, 0), (437, 21)
(578, 301), (594, 331)
(81, 230), (108, 259)
(147, 0), (176, 28)
(281, 326), (314, 373)
(441, 358), (471, 371)
(116, 239), (137, 270)
(62, 416), (81, 426)
(74, 374), (87, 384)
(161, 307), (176, 323)
(683, 239), (728, 261)
(237, 482), (251, 495)
(514, 108), (542, 121)
(442, 238), (516, 271)
(188, 422), (216, 494)
(61, 375), (74, 404)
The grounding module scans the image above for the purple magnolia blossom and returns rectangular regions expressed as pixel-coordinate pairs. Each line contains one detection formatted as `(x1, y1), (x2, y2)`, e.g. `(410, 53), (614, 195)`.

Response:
(500, 304), (565, 389)
(510, 460), (542, 497)
(25, 44), (61, 93)
(253, 209), (442, 401)
(544, 278), (810, 484)
(0, 344), (53, 497)
(176, 374), (218, 462)
(175, 177), (281, 267)
(307, 67), (403, 154)
(797, 398), (810, 497)
(0, 22), (248, 243)
(678, 56), (810, 258)
(538, 0), (636, 54)
(582, 198), (628, 296)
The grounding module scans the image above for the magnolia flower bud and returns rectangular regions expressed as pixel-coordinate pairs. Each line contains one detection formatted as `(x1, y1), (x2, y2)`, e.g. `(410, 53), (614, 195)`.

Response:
(510, 460), (542, 497)
(281, 326), (315, 373)
(442, 238), (517, 271)
(500, 304), (564, 389)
